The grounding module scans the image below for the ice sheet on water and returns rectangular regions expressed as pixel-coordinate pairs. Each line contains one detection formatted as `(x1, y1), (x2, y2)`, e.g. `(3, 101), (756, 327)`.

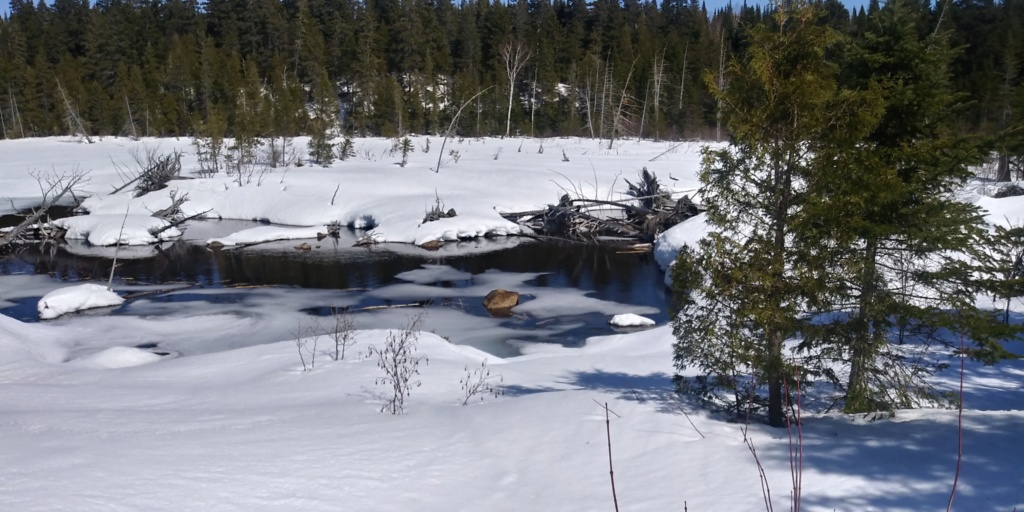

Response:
(207, 225), (328, 246)
(0, 275), (73, 309)
(394, 264), (473, 284)
(514, 288), (659, 319)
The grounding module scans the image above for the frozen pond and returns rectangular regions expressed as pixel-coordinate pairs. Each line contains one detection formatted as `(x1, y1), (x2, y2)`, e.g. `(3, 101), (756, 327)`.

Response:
(0, 220), (670, 358)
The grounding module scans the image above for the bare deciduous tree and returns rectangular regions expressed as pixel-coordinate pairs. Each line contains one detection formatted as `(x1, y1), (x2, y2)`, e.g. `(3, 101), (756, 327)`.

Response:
(56, 80), (93, 144)
(651, 48), (667, 141)
(499, 40), (532, 138)
(0, 168), (90, 251)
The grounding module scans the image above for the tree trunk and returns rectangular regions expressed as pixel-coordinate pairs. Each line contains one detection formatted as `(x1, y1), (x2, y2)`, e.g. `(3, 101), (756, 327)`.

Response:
(997, 151), (1010, 182)
(506, 80), (514, 137)
(846, 238), (878, 413)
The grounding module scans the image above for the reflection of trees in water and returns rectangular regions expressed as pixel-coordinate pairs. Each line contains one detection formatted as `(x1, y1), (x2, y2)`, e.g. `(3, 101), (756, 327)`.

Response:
(1, 239), (667, 310)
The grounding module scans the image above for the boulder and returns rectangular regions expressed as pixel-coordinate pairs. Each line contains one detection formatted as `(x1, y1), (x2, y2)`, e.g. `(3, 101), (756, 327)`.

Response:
(294, 242), (312, 251)
(419, 239), (444, 251)
(483, 289), (519, 315)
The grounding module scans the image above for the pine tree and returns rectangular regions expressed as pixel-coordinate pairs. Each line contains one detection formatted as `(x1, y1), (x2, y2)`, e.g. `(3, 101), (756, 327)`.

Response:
(801, 0), (1020, 413)
(307, 68), (338, 166)
(672, 1), (868, 427)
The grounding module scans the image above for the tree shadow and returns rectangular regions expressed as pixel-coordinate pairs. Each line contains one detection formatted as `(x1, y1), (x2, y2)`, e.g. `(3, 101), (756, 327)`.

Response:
(502, 368), (693, 415)
(768, 411), (1024, 511)
(503, 367), (1023, 510)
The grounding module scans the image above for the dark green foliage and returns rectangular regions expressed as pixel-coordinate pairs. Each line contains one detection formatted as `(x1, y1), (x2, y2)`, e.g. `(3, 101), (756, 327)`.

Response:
(307, 68), (338, 166)
(399, 136), (413, 167)
(674, 1), (862, 427)
(0, 0), (1020, 140)
(337, 134), (356, 162)
(673, 0), (1022, 424)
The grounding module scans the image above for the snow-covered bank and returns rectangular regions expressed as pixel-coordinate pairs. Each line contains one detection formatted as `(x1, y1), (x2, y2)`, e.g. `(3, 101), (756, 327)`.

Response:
(1, 136), (706, 247)
(54, 214), (180, 246)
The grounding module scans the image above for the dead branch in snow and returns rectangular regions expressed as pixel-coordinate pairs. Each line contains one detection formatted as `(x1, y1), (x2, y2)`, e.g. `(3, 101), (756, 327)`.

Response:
(0, 168), (89, 250)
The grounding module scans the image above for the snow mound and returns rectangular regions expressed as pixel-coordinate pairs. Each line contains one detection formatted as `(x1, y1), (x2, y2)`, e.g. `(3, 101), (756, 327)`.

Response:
(54, 214), (181, 246)
(73, 346), (164, 369)
(37, 283), (125, 320)
(609, 313), (656, 327)
(208, 225), (328, 246)
(653, 213), (710, 286)
(0, 314), (68, 364)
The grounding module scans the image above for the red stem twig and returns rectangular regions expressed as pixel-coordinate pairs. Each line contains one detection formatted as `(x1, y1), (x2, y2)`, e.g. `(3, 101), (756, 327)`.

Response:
(596, 400), (620, 512)
(946, 333), (966, 512)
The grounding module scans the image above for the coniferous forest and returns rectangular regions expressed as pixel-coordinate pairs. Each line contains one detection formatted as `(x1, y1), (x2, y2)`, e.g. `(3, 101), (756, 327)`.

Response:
(0, 0), (1022, 144)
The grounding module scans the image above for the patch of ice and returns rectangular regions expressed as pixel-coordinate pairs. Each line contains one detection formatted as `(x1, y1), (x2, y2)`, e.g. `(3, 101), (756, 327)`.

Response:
(395, 264), (473, 284)
(207, 225), (328, 246)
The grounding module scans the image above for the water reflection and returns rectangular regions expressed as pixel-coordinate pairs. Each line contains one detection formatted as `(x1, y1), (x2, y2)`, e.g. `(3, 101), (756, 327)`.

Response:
(1, 222), (671, 352)
(2, 227), (666, 309)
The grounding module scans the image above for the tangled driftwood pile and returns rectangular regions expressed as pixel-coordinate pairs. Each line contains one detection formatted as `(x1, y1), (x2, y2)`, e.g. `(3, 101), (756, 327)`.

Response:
(501, 168), (702, 244)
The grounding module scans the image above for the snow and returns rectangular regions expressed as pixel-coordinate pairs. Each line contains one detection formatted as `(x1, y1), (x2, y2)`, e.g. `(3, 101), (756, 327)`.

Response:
(653, 212), (710, 285)
(1, 136), (706, 248)
(72, 346), (166, 369)
(54, 214), (180, 246)
(208, 224), (328, 246)
(37, 283), (125, 320)
(0, 308), (1020, 511)
(609, 313), (656, 327)
(1, 136), (1023, 511)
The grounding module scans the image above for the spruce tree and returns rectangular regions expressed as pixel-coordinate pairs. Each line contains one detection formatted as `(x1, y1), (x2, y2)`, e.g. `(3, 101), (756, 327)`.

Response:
(672, 1), (872, 427)
(801, 0), (1020, 413)
(307, 68), (338, 166)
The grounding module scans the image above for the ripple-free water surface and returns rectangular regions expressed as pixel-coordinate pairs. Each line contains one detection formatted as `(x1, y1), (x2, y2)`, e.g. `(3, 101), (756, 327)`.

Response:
(0, 220), (671, 355)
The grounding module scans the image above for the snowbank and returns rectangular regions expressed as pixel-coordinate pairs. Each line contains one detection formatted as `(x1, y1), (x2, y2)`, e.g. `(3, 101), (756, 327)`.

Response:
(208, 225), (328, 246)
(54, 214), (181, 246)
(653, 213), (710, 286)
(609, 313), (656, 327)
(73, 346), (164, 369)
(37, 283), (125, 320)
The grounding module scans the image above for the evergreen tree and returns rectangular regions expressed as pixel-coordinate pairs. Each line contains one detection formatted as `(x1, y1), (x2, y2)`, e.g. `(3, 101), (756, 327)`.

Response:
(307, 68), (338, 165)
(672, 0), (868, 427)
(802, 0), (1019, 413)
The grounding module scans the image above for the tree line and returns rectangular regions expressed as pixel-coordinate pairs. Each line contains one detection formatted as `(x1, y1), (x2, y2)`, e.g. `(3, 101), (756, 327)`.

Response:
(1, 0), (1023, 147)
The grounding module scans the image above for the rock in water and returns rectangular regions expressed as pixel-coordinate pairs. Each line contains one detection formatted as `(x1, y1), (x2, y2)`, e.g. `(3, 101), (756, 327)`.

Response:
(419, 240), (444, 251)
(483, 289), (520, 316)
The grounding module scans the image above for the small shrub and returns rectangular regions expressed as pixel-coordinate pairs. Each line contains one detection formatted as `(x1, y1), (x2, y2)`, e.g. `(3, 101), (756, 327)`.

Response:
(337, 134), (356, 161)
(329, 307), (356, 361)
(460, 359), (503, 405)
(399, 136), (414, 167)
(367, 314), (428, 414)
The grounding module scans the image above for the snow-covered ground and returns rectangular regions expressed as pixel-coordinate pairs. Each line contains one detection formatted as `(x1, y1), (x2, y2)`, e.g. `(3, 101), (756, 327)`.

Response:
(1, 136), (1022, 511)
(0, 136), (704, 247)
